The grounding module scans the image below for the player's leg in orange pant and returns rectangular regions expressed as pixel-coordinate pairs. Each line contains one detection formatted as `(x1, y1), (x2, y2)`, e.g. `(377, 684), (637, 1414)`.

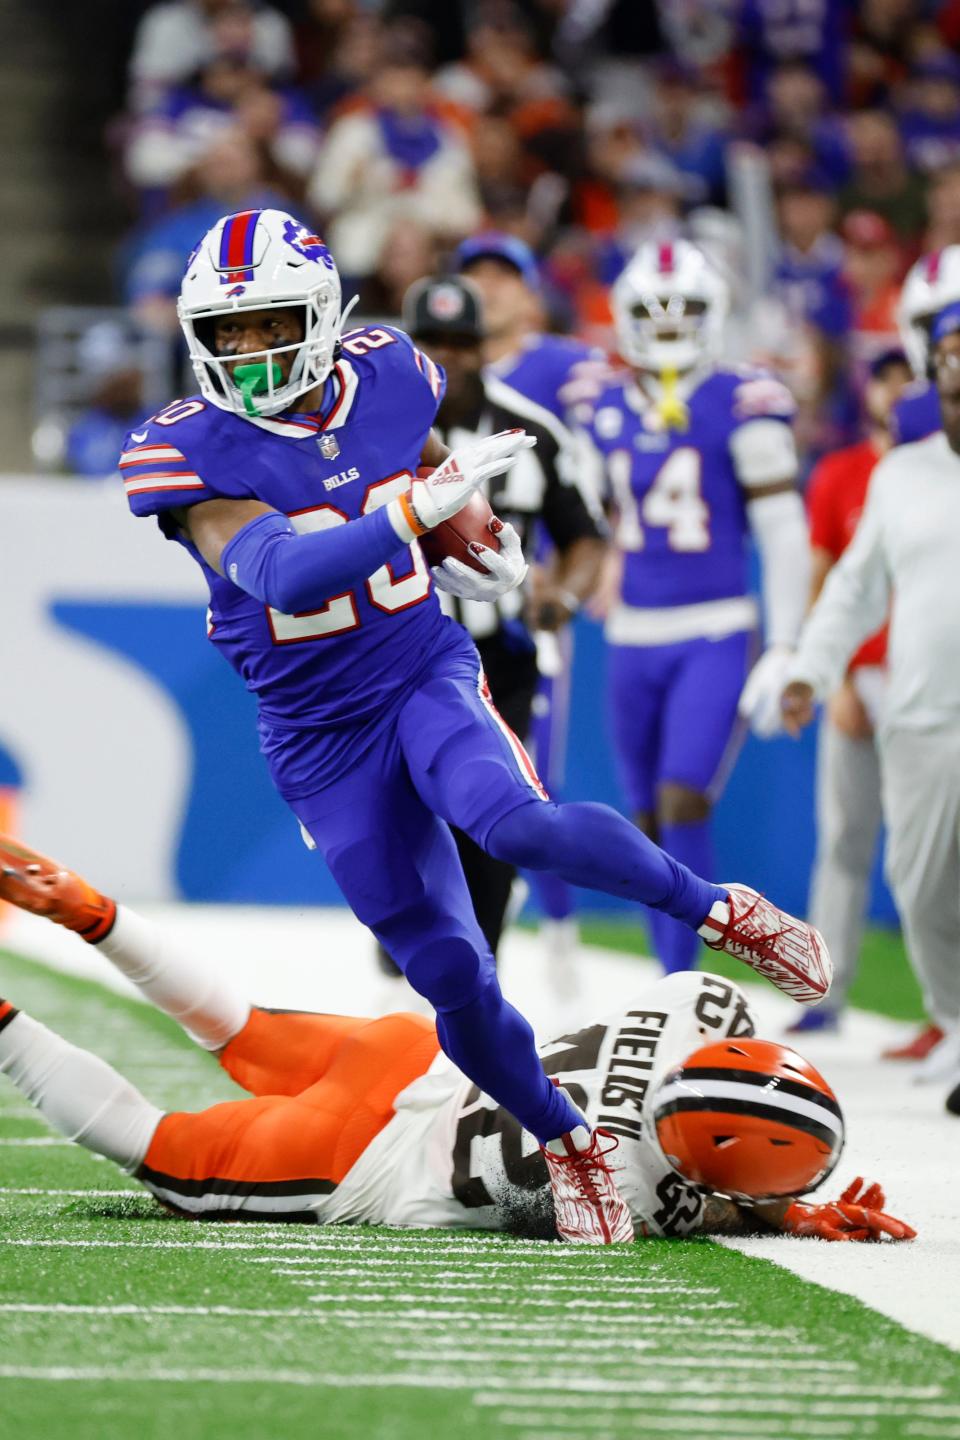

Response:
(139, 1012), (440, 1219)
(218, 1007), (370, 1097)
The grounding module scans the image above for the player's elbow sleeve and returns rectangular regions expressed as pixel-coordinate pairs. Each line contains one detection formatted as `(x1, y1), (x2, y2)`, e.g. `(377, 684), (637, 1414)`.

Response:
(221, 511), (302, 610)
(221, 504), (406, 613)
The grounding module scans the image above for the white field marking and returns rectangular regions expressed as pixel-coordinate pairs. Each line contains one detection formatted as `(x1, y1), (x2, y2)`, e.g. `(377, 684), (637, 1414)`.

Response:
(0, 1303), (436, 1322)
(326, 1314), (803, 1341)
(387, 1350), (856, 1375)
(504, 1429), (856, 1440)
(475, 1389), (954, 1412)
(497, 1421), (847, 1440)
(0, 1137), (73, 1147)
(297, 1290), (739, 1312)
(0, 1368), (912, 1402)
(0, 1188), (143, 1198)
(265, 1269), (720, 1295)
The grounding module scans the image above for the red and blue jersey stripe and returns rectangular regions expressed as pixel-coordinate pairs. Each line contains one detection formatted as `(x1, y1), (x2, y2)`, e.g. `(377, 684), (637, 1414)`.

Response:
(119, 442), (206, 497)
(219, 210), (261, 284)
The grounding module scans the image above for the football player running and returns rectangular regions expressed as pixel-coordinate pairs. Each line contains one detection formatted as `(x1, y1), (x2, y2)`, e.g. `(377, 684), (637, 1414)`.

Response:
(579, 239), (811, 978)
(116, 209), (829, 1244)
(0, 836), (912, 1243)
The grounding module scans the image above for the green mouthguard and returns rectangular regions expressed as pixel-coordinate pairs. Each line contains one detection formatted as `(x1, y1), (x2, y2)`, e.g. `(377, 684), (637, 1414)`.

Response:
(233, 361), (283, 417)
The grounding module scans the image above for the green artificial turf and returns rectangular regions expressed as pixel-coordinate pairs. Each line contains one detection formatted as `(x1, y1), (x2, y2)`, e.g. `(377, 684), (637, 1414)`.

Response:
(577, 919), (926, 1022)
(1, 945), (954, 1440)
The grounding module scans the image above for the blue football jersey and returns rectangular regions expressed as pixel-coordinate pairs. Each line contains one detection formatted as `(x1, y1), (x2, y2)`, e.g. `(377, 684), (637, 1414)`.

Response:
(120, 325), (466, 798)
(892, 380), (941, 446)
(489, 333), (606, 426)
(583, 369), (796, 608)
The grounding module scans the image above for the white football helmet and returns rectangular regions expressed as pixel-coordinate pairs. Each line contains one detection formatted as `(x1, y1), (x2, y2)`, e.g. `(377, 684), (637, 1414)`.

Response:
(612, 239), (729, 374)
(898, 246), (960, 378)
(178, 208), (355, 418)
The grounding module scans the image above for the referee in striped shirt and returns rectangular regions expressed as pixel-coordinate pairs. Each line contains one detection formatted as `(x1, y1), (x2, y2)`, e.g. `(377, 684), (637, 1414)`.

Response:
(382, 275), (607, 964)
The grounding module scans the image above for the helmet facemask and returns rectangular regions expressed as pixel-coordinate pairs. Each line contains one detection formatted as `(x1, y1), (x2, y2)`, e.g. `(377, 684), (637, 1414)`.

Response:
(617, 292), (712, 375)
(180, 285), (357, 418)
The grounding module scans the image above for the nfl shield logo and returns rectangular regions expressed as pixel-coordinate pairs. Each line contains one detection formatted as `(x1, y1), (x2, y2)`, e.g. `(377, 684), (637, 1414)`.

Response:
(318, 433), (340, 460)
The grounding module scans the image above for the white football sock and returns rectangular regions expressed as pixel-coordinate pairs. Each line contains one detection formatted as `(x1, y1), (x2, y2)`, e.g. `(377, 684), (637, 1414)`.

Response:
(0, 1011), (161, 1172)
(95, 905), (250, 1051)
(698, 898), (731, 939)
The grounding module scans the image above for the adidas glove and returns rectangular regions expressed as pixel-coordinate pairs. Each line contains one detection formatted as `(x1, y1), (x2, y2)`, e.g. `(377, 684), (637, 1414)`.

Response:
(389, 430), (536, 540)
(782, 1177), (916, 1242)
(431, 519), (528, 601)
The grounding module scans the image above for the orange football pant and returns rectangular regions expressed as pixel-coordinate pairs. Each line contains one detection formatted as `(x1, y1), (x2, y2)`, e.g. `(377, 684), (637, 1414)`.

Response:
(138, 1008), (440, 1217)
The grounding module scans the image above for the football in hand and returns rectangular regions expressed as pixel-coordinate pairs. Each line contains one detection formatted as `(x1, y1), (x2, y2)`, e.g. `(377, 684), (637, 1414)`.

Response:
(417, 478), (502, 575)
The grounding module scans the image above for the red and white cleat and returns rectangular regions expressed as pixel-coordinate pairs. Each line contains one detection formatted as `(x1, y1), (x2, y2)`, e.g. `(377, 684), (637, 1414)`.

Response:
(699, 884), (832, 1007)
(541, 1123), (635, 1244)
(0, 834), (116, 944)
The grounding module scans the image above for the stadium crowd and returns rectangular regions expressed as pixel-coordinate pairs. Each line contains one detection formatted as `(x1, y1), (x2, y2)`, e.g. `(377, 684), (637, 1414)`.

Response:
(63, 0), (960, 475)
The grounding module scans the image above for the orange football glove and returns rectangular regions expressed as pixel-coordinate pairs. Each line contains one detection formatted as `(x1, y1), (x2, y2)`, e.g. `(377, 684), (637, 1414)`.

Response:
(783, 1177), (916, 1242)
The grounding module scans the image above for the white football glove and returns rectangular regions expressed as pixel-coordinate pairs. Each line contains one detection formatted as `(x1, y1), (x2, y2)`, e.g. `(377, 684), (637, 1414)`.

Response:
(738, 645), (795, 738)
(431, 520), (527, 601)
(390, 430), (537, 539)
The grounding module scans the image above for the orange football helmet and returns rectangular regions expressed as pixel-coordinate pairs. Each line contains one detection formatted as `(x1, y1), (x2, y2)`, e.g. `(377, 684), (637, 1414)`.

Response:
(651, 1038), (844, 1201)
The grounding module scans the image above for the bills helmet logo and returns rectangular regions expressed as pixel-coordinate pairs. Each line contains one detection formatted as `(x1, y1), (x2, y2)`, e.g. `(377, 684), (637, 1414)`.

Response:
(282, 219), (336, 269)
(225, 284), (246, 297)
(318, 433), (341, 459)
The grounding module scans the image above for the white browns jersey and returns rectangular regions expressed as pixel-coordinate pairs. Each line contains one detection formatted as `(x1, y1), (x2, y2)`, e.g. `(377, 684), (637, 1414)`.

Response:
(312, 972), (757, 1237)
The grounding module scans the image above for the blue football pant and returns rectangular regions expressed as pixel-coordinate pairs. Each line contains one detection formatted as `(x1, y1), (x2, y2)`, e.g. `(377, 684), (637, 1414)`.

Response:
(607, 630), (752, 974)
(293, 648), (721, 1143)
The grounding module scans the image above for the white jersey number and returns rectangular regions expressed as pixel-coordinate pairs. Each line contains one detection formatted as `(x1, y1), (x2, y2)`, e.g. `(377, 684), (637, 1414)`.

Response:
(609, 447), (711, 553)
(267, 474), (431, 644)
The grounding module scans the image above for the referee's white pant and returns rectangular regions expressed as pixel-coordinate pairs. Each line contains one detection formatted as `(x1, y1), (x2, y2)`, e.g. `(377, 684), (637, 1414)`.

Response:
(808, 718), (884, 1011)
(881, 725), (960, 1030)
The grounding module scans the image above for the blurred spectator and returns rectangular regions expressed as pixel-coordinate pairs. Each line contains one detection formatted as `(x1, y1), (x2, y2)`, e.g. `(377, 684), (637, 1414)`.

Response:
(593, 151), (687, 288)
(306, 39), (480, 279)
(122, 129), (288, 334)
(838, 110), (927, 245)
(841, 210), (904, 374)
(736, 0), (849, 105)
(126, 52), (320, 201)
(355, 218), (441, 319)
(926, 160), (960, 249)
(644, 61), (728, 207)
(758, 63), (850, 190)
(774, 177), (855, 456)
(294, 5), (380, 121)
(64, 324), (149, 478)
(433, 1), (570, 115)
(775, 175), (851, 344)
(899, 57), (960, 176)
(128, 0), (295, 112)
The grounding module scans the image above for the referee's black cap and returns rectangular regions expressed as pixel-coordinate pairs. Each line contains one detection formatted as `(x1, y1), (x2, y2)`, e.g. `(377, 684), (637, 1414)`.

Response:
(402, 275), (485, 342)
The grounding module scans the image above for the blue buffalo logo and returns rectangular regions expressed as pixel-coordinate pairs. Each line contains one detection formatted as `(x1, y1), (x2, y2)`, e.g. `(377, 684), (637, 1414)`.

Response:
(282, 220), (335, 268)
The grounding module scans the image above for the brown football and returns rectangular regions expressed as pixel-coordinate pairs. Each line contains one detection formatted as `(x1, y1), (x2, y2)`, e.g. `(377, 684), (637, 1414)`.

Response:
(418, 484), (502, 575)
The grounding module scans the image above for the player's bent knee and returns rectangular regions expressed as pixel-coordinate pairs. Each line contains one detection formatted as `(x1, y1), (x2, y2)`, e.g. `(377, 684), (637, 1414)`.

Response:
(404, 936), (493, 1013)
(657, 783), (711, 826)
(485, 799), (561, 869)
